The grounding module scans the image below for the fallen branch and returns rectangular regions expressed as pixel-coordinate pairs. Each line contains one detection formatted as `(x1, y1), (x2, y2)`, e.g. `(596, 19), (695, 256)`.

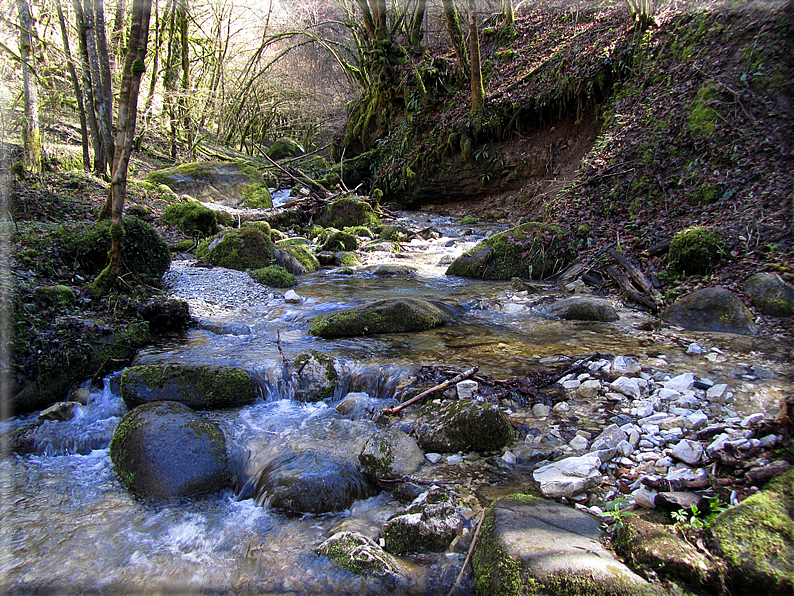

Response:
(253, 140), (330, 196)
(381, 367), (478, 416)
(543, 353), (600, 387)
(606, 265), (660, 312)
(607, 247), (662, 308)
(446, 511), (486, 596)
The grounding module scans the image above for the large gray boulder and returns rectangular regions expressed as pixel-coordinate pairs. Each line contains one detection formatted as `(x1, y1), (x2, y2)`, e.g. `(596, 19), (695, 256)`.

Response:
(291, 351), (342, 402)
(120, 364), (259, 409)
(358, 427), (425, 482)
(545, 297), (619, 322)
(109, 401), (230, 499)
(745, 272), (794, 317)
(662, 287), (756, 335)
(473, 496), (657, 595)
(414, 399), (513, 453)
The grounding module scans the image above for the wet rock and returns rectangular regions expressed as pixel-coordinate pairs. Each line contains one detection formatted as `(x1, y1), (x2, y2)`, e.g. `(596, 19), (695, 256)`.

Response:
(252, 450), (376, 514)
(473, 496), (655, 595)
(712, 469), (794, 595)
(654, 492), (709, 513)
(445, 222), (572, 280)
(706, 383), (729, 404)
(614, 516), (723, 589)
(661, 287), (756, 335)
(196, 227), (275, 271)
(744, 272), (794, 317)
(363, 264), (418, 276)
(120, 364), (259, 409)
(274, 245), (320, 275)
(592, 424), (628, 450)
(315, 196), (380, 229)
(308, 298), (458, 338)
(320, 230), (358, 252)
(292, 351), (341, 402)
(110, 401), (230, 499)
(267, 137), (304, 161)
(384, 489), (464, 554)
(545, 296), (619, 322)
(611, 356), (642, 379)
(532, 453), (604, 499)
(315, 531), (404, 581)
(38, 401), (82, 422)
(577, 379), (602, 398)
(414, 399), (514, 453)
(635, 486), (658, 508)
(197, 319), (252, 335)
(359, 427), (425, 482)
(336, 392), (397, 420)
(456, 380), (478, 399)
(139, 298), (192, 334)
(746, 461), (793, 485)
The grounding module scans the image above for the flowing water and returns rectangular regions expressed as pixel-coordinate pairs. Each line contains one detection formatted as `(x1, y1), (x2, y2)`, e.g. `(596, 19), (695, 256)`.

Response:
(2, 211), (790, 595)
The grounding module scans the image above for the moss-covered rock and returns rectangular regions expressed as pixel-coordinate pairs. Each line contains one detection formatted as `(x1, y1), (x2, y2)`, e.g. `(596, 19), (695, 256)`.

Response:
(316, 196), (381, 229)
(120, 363), (259, 409)
(363, 264), (417, 277)
(196, 227), (274, 271)
(384, 500), (465, 555)
(446, 222), (573, 280)
(712, 469), (794, 595)
(275, 244), (320, 274)
(68, 217), (171, 285)
(545, 297), (619, 322)
(744, 272), (794, 317)
(32, 284), (76, 308)
(414, 399), (514, 453)
(308, 298), (456, 338)
(662, 287), (756, 335)
(161, 201), (218, 237)
(138, 298), (192, 334)
(249, 265), (297, 287)
(242, 220), (272, 238)
(315, 531), (404, 579)
(146, 161), (272, 208)
(320, 230), (358, 252)
(343, 225), (376, 239)
(267, 137), (304, 161)
(668, 227), (722, 275)
(358, 427), (425, 482)
(109, 400), (230, 499)
(378, 224), (411, 242)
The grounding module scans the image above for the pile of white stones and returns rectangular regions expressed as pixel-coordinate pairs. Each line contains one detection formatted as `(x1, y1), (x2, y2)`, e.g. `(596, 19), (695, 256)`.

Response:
(530, 352), (785, 512)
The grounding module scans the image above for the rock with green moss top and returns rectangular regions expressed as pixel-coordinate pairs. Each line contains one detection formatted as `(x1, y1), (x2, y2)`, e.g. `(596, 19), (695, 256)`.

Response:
(343, 226), (375, 239)
(68, 217), (170, 285)
(378, 225), (411, 242)
(33, 285), (76, 308)
(446, 222), (573, 280)
(267, 137), (304, 161)
(384, 488), (465, 554)
(249, 265), (297, 288)
(414, 398), (513, 453)
(214, 210), (235, 228)
(139, 298), (192, 333)
(662, 287), (756, 335)
(242, 220), (272, 237)
(308, 298), (457, 338)
(712, 469), (794, 595)
(275, 244), (320, 274)
(336, 251), (361, 266)
(545, 297), (619, 322)
(316, 196), (381, 229)
(315, 531), (404, 581)
(359, 427), (425, 482)
(120, 363), (259, 409)
(110, 401), (230, 500)
(161, 201), (218, 237)
(196, 227), (274, 271)
(361, 240), (401, 253)
(668, 227), (722, 275)
(363, 264), (417, 277)
(146, 161), (272, 208)
(473, 496), (658, 596)
(308, 224), (325, 239)
(320, 230), (358, 252)
(292, 351), (341, 402)
(614, 516), (723, 589)
(744, 272), (794, 317)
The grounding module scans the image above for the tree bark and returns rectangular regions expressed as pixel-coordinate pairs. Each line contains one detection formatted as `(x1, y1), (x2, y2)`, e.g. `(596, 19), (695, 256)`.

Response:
(502, 0), (514, 25)
(82, 0), (114, 176)
(467, 0), (484, 116)
(55, 0), (90, 171)
(16, 0), (43, 173)
(409, 0), (426, 47)
(91, 0), (152, 296)
(442, 0), (469, 81)
(110, 0), (126, 76)
(94, 0), (116, 133)
(73, 0), (103, 173)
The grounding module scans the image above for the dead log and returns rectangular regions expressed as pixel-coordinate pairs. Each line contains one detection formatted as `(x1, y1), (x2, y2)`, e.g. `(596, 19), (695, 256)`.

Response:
(380, 367), (478, 416)
(607, 247), (662, 307)
(606, 266), (659, 312)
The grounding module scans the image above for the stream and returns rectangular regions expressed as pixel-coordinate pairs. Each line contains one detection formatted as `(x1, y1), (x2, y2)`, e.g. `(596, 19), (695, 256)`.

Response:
(1, 210), (790, 595)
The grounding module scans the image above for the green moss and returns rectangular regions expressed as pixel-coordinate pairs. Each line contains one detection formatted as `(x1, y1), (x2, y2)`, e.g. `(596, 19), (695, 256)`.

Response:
(32, 285), (76, 308)
(279, 244), (320, 273)
(242, 220), (272, 238)
(308, 298), (451, 338)
(337, 252), (359, 266)
(172, 239), (195, 253)
(668, 227), (722, 275)
(195, 227), (274, 271)
(473, 507), (536, 596)
(267, 137), (304, 161)
(690, 183), (718, 205)
(317, 197), (381, 229)
(342, 226), (375, 239)
(215, 210), (235, 228)
(321, 230), (358, 252)
(241, 183), (273, 209)
(249, 265), (297, 288)
(162, 201), (219, 237)
(379, 225), (410, 242)
(308, 225), (325, 239)
(688, 82), (720, 137)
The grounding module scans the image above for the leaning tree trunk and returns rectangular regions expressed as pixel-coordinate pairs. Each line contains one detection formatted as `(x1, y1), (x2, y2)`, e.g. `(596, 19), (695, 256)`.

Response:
(467, 0), (484, 116)
(442, 0), (469, 82)
(16, 0), (43, 173)
(91, 0), (152, 297)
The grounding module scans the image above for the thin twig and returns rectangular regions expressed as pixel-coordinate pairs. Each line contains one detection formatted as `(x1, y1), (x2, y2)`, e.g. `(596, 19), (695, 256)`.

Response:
(446, 511), (486, 596)
(381, 367), (478, 416)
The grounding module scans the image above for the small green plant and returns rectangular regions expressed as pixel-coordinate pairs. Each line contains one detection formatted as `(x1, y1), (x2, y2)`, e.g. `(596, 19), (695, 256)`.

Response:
(601, 503), (634, 530)
(672, 496), (727, 532)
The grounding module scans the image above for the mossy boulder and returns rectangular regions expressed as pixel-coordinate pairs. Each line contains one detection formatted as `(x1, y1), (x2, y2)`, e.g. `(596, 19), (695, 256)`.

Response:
(712, 469), (794, 595)
(473, 496), (657, 596)
(292, 351), (341, 402)
(384, 497), (465, 555)
(320, 230), (358, 252)
(446, 222), (573, 280)
(266, 137), (304, 161)
(668, 227), (722, 275)
(161, 201), (218, 237)
(138, 298), (192, 334)
(120, 363), (259, 409)
(307, 298), (457, 338)
(315, 531), (404, 580)
(146, 161), (272, 208)
(614, 516), (723, 589)
(363, 264), (417, 277)
(32, 285), (76, 308)
(68, 217), (170, 285)
(196, 227), (274, 271)
(744, 272), (794, 317)
(358, 427), (425, 482)
(662, 287), (756, 335)
(275, 244), (320, 274)
(343, 225), (376, 239)
(545, 297), (619, 322)
(379, 225), (411, 242)
(415, 399), (514, 453)
(316, 196), (381, 229)
(242, 220), (272, 238)
(250, 265), (297, 287)
(109, 400), (230, 500)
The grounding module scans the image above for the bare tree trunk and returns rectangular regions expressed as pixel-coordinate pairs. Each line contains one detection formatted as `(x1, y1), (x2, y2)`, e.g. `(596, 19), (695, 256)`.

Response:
(467, 0), (484, 116)
(442, 0), (469, 81)
(94, 0), (116, 125)
(17, 0), (43, 173)
(73, 0), (103, 173)
(164, 0), (179, 161)
(55, 0), (90, 170)
(91, 0), (152, 297)
(110, 0), (126, 77)
(177, 0), (192, 159)
(82, 0), (114, 176)
(409, 0), (426, 46)
(502, 0), (514, 25)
